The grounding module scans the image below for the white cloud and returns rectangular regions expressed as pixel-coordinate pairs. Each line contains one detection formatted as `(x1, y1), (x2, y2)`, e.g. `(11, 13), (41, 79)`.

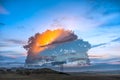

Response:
(88, 42), (120, 59)
(47, 11), (119, 32)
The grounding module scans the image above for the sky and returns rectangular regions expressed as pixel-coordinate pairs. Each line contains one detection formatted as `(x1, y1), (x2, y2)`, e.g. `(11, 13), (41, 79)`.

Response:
(0, 0), (120, 65)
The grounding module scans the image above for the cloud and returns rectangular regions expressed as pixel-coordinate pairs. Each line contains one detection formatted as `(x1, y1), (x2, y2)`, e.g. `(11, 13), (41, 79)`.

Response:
(88, 41), (120, 62)
(1, 37), (26, 47)
(0, 39), (27, 61)
(0, 55), (14, 60)
(111, 37), (120, 42)
(91, 37), (120, 48)
(49, 16), (100, 32)
(3, 39), (26, 45)
(0, 51), (14, 54)
(0, 5), (8, 14)
(0, 50), (26, 58)
(0, 54), (26, 64)
(0, 43), (11, 47)
(108, 61), (120, 65)
(88, 54), (107, 59)
(92, 43), (107, 48)
(82, 25), (120, 45)
(49, 11), (119, 33)
(24, 29), (80, 64)
(47, 0), (120, 33)
(90, 56), (120, 64)
(0, 22), (5, 26)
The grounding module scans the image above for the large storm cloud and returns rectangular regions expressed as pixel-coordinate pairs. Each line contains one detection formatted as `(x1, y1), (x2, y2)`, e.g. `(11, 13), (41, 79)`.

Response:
(24, 29), (91, 65)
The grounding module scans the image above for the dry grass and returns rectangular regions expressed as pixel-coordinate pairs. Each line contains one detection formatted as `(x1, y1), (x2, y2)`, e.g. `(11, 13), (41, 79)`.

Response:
(0, 73), (120, 80)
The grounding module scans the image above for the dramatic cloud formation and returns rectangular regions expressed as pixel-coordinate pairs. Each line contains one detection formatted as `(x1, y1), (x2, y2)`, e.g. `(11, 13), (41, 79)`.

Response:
(24, 29), (78, 64)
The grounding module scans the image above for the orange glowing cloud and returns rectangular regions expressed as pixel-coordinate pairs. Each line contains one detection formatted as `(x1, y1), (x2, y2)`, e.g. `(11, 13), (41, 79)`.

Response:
(24, 29), (77, 55)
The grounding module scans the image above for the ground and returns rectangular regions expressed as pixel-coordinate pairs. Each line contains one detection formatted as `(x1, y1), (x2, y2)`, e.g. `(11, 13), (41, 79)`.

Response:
(0, 68), (120, 80)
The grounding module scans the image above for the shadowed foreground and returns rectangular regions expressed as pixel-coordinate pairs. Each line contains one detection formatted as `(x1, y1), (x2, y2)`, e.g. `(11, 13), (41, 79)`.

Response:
(0, 68), (120, 80)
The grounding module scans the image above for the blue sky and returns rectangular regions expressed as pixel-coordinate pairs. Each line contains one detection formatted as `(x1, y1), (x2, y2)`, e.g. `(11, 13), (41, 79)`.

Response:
(0, 0), (120, 64)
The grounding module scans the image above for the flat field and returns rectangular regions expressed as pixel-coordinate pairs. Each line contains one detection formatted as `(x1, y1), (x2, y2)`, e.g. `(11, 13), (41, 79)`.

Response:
(0, 68), (120, 80)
